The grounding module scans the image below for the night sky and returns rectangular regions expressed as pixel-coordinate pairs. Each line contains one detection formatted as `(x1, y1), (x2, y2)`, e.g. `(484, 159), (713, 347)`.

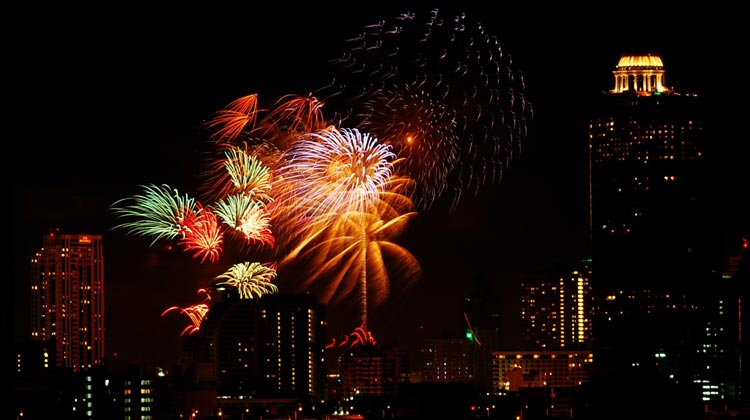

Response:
(9, 3), (747, 368)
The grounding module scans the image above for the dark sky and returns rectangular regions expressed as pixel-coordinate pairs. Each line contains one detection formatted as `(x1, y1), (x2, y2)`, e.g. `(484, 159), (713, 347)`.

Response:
(9, 3), (747, 368)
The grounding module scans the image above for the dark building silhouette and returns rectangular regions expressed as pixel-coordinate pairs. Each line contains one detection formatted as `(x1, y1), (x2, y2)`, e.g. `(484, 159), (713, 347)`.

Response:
(587, 54), (717, 290)
(178, 288), (326, 418)
(586, 53), (741, 419)
(463, 274), (504, 394)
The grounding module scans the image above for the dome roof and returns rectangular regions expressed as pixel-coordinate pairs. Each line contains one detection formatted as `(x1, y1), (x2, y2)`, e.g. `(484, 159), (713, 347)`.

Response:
(616, 54), (664, 68)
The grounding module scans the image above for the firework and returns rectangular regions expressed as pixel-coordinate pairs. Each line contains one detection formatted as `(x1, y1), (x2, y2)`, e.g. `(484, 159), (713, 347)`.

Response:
(316, 7), (533, 211)
(161, 289), (212, 336)
(110, 183), (200, 246)
(205, 93), (260, 144)
(326, 322), (377, 349)
(276, 176), (421, 334)
(178, 207), (224, 264)
(358, 87), (461, 210)
(212, 194), (275, 247)
(257, 93), (329, 138)
(202, 145), (274, 204)
(213, 261), (279, 299)
(270, 126), (396, 222)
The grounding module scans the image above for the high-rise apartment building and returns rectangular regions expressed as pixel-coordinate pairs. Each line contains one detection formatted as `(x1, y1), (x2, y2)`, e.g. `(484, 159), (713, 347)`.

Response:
(29, 230), (105, 372)
(520, 260), (593, 351)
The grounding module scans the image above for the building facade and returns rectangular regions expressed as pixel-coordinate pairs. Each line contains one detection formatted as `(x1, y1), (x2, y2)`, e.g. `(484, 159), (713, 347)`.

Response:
(490, 350), (594, 393)
(520, 260), (593, 351)
(338, 344), (408, 397)
(417, 338), (474, 383)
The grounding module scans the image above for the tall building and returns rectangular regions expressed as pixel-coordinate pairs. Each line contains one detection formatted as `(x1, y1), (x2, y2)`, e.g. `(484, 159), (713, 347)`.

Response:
(586, 53), (736, 418)
(519, 260), (593, 351)
(587, 53), (718, 291)
(180, 289), (326, 417)
(29, 230), (105, 372)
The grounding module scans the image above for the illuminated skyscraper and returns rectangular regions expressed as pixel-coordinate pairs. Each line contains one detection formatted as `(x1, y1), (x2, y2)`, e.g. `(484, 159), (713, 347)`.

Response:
(586, 54), (733, 417)
(587, 54), (717, 291)
(29, 230), (105, 372)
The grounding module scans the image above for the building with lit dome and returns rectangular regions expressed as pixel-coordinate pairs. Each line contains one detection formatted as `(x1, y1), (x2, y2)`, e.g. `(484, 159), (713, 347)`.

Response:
(585, 53), (740, 417)
(610, 54), (670, 94)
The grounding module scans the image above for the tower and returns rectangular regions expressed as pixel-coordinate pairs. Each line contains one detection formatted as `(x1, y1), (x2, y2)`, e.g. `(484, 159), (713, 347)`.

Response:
(586, 53), (730, 417)
(29, 230), (105, 372)
(587, 54), (718, 291)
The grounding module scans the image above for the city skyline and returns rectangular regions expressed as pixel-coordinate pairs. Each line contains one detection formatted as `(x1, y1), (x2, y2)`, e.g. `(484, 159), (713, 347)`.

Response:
(10, 3), (747, 370)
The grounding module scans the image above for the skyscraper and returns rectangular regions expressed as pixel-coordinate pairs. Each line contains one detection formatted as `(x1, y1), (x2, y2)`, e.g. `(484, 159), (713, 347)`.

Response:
(586, 53), (733, 418)
(587, 54), (718, 291)
(29, 230), (105, 372)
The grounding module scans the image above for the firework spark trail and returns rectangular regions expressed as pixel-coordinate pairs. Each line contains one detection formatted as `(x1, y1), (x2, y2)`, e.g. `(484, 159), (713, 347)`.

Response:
(110, 184), (229, 263)
(204, 94), (260, 144)
(204, 93), (330, 166)
(161, 289), (212, 336)
(316, 7), (533, 211)
(357, 87), (460, 210)
(325, 322), (377, 349)
(256, 93), (329, 138)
